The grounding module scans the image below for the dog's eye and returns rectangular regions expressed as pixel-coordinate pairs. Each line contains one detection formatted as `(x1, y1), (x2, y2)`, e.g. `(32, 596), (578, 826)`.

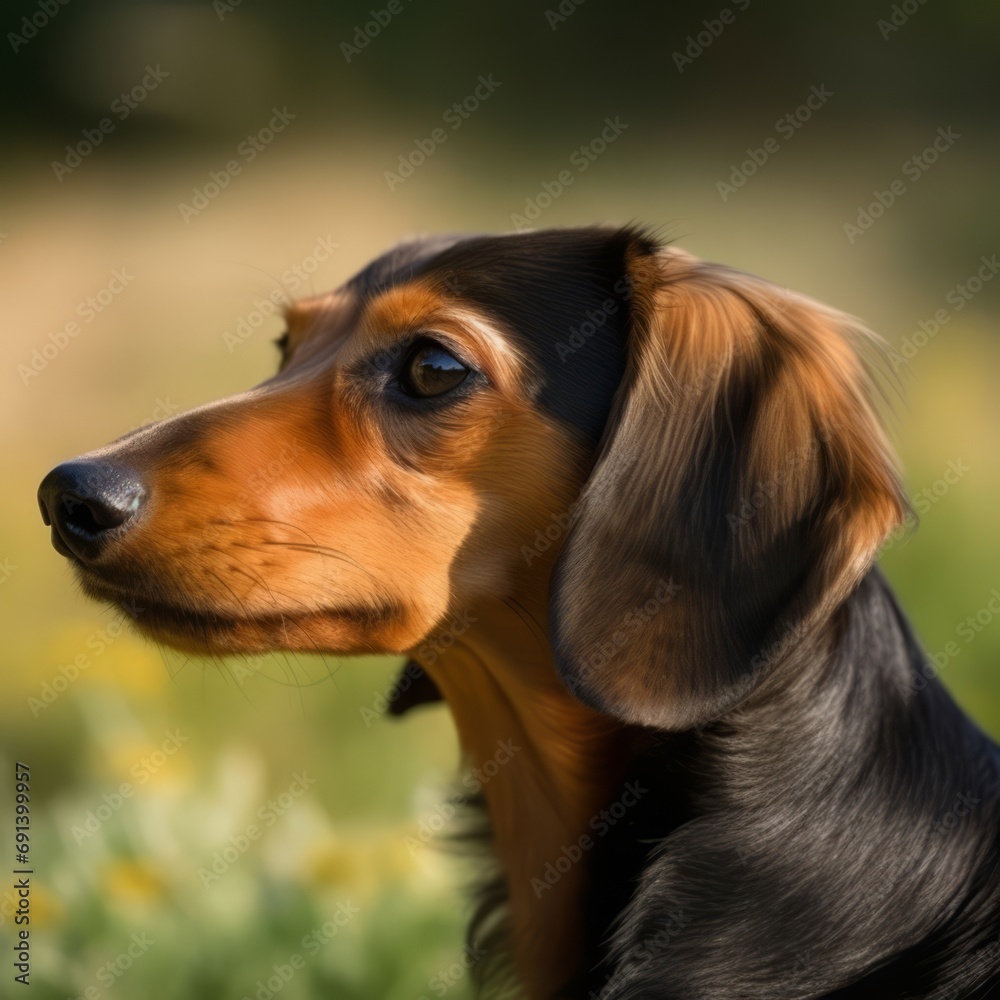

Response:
(400, 342), (469, 398)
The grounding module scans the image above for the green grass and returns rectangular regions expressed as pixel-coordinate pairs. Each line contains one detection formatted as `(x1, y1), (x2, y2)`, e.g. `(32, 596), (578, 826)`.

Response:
(2, 134), (999, 998)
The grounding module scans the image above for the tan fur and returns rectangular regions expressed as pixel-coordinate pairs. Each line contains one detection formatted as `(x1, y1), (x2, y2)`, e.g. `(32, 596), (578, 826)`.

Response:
(76, 283), (541, 657)
(418, 592), (632, 1000)
(58, 237), (911, 999)
(554, 247), (908, 729)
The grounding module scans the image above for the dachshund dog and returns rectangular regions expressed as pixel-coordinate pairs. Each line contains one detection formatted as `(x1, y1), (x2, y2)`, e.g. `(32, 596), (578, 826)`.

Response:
(39, 228), (1000, 999)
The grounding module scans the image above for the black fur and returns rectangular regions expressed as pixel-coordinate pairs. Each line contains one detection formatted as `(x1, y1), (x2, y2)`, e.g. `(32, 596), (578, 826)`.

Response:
(364, 229), (1000, 997)
(578, 571), (1000, 999)
(386, 660), (443, 715)
(348, 228), (652, 445)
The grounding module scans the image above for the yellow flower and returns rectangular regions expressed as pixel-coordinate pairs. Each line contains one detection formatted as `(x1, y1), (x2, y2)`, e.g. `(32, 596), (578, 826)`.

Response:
(104, 861), (167, 905)
(304, 835), (373, 891)
(29, 883), (65, 928)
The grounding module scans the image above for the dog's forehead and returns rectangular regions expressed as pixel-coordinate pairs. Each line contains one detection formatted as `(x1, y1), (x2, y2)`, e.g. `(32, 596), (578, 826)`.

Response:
(345, 228), (630, 296)
(338, 228), (640, 445)
(344, 234), (474, 297)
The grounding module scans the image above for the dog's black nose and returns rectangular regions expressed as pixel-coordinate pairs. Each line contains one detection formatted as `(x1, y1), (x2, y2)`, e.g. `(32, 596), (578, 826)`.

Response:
(38, 461), (146, 561)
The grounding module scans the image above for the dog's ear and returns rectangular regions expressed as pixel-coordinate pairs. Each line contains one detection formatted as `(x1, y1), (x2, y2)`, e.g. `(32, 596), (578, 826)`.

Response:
(550, 246), (908, 730)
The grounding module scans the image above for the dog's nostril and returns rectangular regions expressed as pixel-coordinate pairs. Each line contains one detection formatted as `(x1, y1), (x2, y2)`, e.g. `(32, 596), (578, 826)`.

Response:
(37, 460), (146, 561)
(63, 490), (133, 532)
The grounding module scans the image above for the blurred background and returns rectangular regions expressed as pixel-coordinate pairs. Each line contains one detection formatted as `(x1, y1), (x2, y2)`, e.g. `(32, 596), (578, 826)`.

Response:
(1, 1), (999, 997)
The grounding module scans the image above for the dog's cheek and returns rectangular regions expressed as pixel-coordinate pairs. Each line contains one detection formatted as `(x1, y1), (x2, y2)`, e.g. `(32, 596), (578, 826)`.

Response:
(444, 413), (592, 601)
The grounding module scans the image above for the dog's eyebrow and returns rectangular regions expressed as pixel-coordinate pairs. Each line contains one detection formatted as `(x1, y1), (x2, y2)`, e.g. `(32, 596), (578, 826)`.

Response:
(340, 228), (644, 444)
(416, 229), (640, 445)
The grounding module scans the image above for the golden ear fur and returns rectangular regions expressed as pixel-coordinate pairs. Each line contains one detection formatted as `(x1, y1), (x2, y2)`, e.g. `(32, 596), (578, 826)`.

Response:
(551, 247), (908, 730)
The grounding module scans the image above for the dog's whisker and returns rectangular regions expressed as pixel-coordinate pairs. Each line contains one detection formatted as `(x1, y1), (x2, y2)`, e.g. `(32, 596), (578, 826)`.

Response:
(34, 226), (1000, 998)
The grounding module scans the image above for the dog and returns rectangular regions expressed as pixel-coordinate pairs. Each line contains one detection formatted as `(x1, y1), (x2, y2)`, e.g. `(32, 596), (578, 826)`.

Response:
(38, 227), (1000, 999)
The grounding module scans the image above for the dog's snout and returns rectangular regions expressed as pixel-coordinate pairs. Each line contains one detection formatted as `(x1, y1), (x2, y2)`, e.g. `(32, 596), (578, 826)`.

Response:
(38, 460), (146, 561)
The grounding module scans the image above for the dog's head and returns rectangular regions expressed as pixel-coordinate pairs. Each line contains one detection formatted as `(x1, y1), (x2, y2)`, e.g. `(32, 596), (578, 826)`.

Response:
(39, 227), (907, 729)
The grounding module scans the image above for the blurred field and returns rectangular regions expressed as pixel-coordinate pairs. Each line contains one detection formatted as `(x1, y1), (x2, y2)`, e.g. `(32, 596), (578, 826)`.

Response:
(2, 3), (1000, 996)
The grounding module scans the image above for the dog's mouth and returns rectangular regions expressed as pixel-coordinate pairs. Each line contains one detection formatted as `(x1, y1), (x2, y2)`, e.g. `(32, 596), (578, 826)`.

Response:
(75, 567), (394, 656)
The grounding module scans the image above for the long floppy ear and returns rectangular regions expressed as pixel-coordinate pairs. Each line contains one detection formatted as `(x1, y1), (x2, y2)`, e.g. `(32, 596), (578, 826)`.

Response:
(550, 246), (909, 730)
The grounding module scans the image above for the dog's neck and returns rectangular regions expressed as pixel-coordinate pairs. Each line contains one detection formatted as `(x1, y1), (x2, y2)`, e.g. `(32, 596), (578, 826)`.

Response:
(416, 585), (634, 1000)
(602, 570), (1000, 997)
(413, 569), (1000, 997)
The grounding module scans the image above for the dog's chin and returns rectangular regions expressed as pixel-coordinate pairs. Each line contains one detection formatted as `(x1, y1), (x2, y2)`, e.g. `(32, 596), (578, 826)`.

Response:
(75, 571), (391, 657)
